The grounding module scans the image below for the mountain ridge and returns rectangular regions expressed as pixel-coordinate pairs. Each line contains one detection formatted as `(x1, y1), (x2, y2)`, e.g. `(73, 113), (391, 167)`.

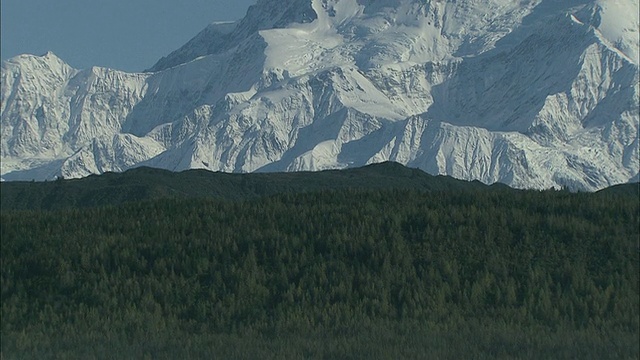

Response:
(3, 160), (636, 211)
(0, 161), (498, 210)
(2, 0), (638, 191)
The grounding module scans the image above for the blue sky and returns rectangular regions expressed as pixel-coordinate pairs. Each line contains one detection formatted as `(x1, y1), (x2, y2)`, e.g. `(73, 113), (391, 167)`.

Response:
(1, 0), (256, 72)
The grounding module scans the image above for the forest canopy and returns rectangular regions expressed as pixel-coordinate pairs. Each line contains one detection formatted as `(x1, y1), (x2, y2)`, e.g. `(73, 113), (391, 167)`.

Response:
(1, 164), (638, 359)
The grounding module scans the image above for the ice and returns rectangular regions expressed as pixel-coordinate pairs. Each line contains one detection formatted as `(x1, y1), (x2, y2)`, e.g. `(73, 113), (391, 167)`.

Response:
(1, 0), (638, 191)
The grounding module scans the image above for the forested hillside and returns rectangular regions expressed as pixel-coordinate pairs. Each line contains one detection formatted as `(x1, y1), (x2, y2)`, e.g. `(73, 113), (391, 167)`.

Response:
(1, 183), (638, 358)
(0, 162), (494, 211)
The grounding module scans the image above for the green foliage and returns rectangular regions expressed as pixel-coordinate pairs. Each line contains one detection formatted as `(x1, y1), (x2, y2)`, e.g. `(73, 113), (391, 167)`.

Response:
(1, 181), (638, 358)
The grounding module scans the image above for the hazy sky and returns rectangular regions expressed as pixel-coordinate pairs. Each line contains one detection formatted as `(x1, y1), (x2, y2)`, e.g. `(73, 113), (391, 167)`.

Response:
(1, 0), (256, 72)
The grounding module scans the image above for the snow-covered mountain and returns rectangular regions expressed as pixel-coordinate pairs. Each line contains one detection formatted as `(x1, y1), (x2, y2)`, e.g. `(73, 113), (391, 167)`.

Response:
(2, 0), (638, 190)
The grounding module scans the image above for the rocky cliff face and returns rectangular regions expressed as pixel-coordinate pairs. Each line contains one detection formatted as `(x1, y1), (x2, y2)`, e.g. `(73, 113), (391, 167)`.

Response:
(2, 0), (638, 190)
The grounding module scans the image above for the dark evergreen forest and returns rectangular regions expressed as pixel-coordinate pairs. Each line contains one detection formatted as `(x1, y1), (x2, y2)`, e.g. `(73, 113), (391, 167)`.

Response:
(1, 164), (638, 359)
(0, 162), (496, 211)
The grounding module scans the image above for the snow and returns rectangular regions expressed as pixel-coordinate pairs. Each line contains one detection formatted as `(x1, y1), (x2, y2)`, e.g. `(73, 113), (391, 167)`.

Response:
(594, 0), (639, 64)
(1, 0), (638, 191)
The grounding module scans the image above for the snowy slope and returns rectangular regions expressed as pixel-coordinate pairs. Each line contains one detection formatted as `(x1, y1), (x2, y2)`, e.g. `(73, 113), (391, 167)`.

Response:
(1, 0), (638, 190)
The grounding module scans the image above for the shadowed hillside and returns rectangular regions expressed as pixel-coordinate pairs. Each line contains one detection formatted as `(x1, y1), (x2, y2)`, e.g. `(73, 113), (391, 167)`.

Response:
(0, 162), (497, 210)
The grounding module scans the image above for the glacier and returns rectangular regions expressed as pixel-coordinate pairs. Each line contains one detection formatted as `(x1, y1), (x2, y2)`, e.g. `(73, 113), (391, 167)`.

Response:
(1, 0), (638, 191)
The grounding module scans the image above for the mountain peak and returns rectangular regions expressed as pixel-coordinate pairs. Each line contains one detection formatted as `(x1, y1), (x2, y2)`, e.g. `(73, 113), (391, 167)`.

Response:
(147, 0), (318, 72)
(2, 0), (638, 191)
(40, 51), (60, 60)
(5, 51), (67, 67)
